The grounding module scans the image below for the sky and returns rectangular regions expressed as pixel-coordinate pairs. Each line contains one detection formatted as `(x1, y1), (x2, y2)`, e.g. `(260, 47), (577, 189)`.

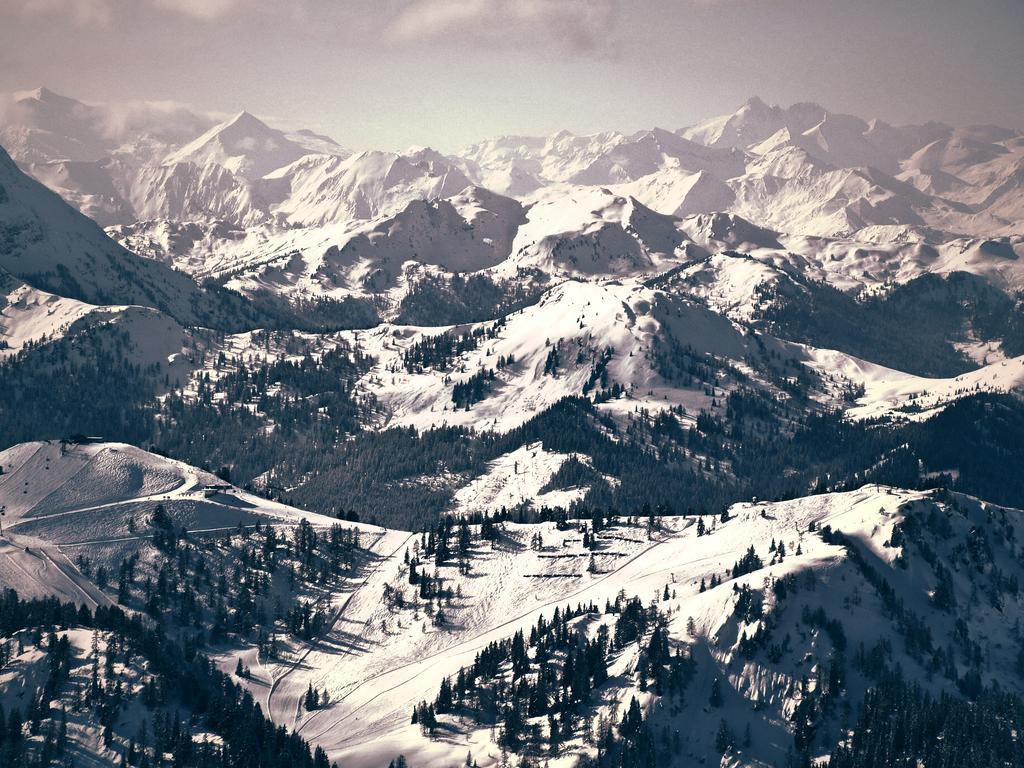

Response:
(0, 0), (1022, 151)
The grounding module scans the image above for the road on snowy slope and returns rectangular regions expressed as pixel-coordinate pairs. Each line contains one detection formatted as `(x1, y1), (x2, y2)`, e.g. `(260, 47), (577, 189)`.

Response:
(296, 525), (691, 749)
(38, 546), (113, 608)
(6, 463), (202, 526)
(266, 530), (415, 730)
(58, 522), (328, 548)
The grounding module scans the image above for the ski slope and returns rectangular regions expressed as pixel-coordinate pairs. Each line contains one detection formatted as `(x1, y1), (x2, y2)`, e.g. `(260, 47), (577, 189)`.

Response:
(0, 441), (357, 599)
(214, 484), (1024, 768)
(450, 442), (597, 515)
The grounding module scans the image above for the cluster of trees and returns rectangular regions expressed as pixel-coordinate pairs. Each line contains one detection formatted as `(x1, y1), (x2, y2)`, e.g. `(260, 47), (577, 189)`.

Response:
(156, 334), (375, 483)
(303, 683), (328, 711)
(0, 628), (74, 765)
(0, 589), (336, 768)
(543, 343), (560, 375)
(582, 347), (613, 395)
(0, 323), (161, 447)
(248, 289), (379, 332)
(827, 673), (1024, 768)
(116, 514), (365, 645)
(417, 593), (694, 758)
(539, 456), (603, 498)
(416, 516), (476, 566)
(452, 368), (496, 409)
(649, 337), (724, 393)
(751, 271), (1019, 378)
(400, 322), (506, 373)
(396, 272), (545, 326)
(577, 697), (662, 768)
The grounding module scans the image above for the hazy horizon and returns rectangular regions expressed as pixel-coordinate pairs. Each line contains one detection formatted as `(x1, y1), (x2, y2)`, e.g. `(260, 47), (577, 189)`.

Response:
(1, 0), (1022, 152)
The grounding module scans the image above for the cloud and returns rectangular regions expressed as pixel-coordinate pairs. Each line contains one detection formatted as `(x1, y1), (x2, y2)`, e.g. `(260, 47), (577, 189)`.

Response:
(21, 0), (115, 26)
(385, 0), (618, 54)
(17, 0), (256, 26)
(15, 0), (615, 48)
(151, 0), (248, 21)
(97, 98), (223, 142)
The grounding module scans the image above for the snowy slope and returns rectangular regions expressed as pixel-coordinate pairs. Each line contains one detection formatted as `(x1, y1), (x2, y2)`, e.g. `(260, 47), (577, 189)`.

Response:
(801, 347), (1024, 421)
(617, 167), (737, 218)
(0, 271), (100, 357)
(118, 158), (273, 226)
(21, 157), (135, 226)
(658, 250), (791, 322)
(750, 114), (895, 173)
(164, 111), (310, 181)
(450, 442), (600, 514)
(331, 278), (764, 435)
(266, 149), (474, 227)
(462, 127), (745, 190)
(224, 484), (1024, 768)
(0, 440), (355, 598)
(0, 145), (237, 325)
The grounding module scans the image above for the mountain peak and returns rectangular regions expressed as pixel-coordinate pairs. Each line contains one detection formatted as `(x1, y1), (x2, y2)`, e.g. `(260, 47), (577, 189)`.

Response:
(15, 86), (58, 102)
(221, 109), (273, 133)
(12, 86), (83, 110)
(163, 108), (309, 180)
(648, 126), (681, 142)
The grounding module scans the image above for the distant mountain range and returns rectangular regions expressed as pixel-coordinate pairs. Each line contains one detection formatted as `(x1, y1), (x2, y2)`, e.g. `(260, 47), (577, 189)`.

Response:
(2, 86), (1020, 238)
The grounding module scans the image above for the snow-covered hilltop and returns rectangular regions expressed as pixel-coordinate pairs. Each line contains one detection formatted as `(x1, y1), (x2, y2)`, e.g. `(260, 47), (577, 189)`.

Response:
(1, 444), (1022, 768)
(0, 440), (354, 599)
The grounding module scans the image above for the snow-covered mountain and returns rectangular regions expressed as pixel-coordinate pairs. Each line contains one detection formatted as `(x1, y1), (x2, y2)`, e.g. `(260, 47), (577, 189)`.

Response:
(165, 111), (313, 181)
(0, 86), (215, 165)
(3, 88), (1024, 431)
(3, 87), (1021, 271)
(681, 96), (829, 150)
(117, 159), (272, 227)
(0, 88), (350, 229)
(264, 147), (474, 227)
(0, 144), (229, 323)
